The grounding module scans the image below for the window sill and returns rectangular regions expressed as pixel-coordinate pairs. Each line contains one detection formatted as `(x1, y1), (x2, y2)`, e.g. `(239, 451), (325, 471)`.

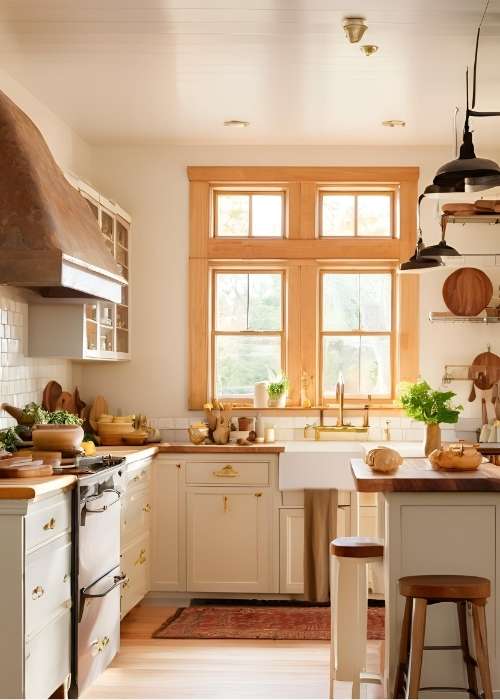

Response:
(189, 404), (405, 416)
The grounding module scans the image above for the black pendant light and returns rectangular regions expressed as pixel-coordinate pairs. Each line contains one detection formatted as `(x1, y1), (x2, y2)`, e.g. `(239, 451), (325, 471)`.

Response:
(419, 215), (460, 258)
(424, 2), (500, 196)
(400, 195), (443, 271)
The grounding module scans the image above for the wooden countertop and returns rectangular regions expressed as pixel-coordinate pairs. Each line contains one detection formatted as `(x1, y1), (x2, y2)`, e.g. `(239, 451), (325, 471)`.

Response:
(157, 442), (285, 454)
(351, 457), (500, 492)
(0, 474), (76, 501)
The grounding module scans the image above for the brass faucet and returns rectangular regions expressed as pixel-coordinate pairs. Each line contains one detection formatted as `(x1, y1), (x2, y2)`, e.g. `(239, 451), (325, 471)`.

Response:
(303, 374), (370, 440)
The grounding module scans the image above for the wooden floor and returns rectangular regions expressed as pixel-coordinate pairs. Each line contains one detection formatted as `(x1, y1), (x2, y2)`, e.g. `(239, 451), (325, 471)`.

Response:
(83, 603), (384, 699)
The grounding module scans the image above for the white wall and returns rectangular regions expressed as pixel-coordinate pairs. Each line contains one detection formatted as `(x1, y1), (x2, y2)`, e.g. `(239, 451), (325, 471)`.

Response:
(0, 70), (94, 426)
(78, 143), (500, 433)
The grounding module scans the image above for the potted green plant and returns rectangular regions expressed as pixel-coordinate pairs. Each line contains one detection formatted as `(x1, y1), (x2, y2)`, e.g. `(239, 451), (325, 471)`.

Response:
(398, 380), (463, 456)
(267, 372), (289, 408)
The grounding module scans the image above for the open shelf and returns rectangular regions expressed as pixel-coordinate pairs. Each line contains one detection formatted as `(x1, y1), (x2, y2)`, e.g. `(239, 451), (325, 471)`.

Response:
(429, 311), (500, 324)
(444, 214), (500, 225)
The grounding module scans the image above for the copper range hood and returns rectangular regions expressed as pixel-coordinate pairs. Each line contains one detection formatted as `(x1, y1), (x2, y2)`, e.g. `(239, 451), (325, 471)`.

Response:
(0, 89), (126, 302)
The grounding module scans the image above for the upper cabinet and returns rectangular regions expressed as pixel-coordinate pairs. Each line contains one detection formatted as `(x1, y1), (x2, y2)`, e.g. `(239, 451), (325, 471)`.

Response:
(28, 176), (131, 362)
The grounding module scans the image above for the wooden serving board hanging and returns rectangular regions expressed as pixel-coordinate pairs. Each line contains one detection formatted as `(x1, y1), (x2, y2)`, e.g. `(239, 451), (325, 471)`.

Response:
(442, 268), (493, 316)
(470, 350), (500, 390)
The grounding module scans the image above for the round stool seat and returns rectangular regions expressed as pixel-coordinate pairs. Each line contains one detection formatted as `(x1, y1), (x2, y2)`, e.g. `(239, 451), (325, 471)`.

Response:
(330, 536), (384, 559)
(399, 574), (490, 601)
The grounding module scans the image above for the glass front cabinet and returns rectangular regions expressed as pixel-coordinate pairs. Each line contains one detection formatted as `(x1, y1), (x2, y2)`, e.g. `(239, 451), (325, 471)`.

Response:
(28, 174), (131, 362)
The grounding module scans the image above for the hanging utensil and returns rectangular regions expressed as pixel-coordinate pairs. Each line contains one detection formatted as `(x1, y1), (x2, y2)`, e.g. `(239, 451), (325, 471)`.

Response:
(468, 381), (476, 402)
(492, 382), (498, 404)
(471, 349), (500, 390)
(482, 397), (488, 426)
(495, 395), (500, 422)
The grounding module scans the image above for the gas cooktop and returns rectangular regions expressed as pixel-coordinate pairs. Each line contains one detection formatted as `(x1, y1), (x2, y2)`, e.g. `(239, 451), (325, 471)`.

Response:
(53, 454), (126, 477)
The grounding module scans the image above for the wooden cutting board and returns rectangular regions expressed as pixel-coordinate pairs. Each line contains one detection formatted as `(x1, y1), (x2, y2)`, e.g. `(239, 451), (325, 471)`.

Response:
(55, 391), (76, 414)
(89, 395), (109, 431)
(42, 381), (62, 411)
(0, 463), (53, 478)
(442, 268), (493, 316)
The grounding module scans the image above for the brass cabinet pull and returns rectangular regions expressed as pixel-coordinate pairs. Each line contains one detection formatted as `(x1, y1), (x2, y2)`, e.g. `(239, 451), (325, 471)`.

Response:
(254, 492), (262, 498)
(32, 585), (44, 600)
(223, 495), (229, 513)
(213, 464), (239, 478)
(134, 548), (147, 566)
(132, 475), (140, 482)
(142, 503), (152, 513)
(91, 636), (110, 655)
(176, 463), (182, 470)
(63, 573), (70, 583)
(43, 517), (56, 531)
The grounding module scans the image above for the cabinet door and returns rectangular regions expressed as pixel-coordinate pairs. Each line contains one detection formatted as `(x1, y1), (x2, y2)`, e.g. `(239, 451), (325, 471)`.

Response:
(279, 503), (353, 595)
(279, 508), (304, 594)
(151, 459), (185, 591)
(186, 488), (273, 593)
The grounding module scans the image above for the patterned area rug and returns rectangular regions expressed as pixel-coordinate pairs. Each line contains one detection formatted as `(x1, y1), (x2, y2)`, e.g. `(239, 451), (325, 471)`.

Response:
(152, 605), (385, 641)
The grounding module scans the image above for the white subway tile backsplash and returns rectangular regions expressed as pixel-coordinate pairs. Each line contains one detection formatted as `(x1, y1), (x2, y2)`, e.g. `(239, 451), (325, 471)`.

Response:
(0, 289), (71, 428)
(403, 428), (424, 441)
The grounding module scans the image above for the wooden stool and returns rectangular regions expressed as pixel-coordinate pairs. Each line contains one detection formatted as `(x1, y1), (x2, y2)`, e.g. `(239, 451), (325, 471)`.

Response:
(329, 536), (384, 699)
(394, 575), (493, 699)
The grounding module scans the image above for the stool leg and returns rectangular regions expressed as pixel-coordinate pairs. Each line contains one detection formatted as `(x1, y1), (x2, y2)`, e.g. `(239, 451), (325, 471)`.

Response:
(407, 598), (427, 699)
(333, 556), (365, 699)
(329, 554), (336, 699)
(393, 597), (412, 699)
(457, 601), (479, 698)
(471, 602), (493, 699)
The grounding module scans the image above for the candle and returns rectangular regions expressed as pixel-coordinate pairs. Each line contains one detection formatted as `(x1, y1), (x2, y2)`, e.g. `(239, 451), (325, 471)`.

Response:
(254, 381), (268, 408)
(264, 426), (275, 443)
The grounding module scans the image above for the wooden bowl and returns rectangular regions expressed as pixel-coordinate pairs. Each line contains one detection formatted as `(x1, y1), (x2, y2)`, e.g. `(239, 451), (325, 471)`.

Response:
(123, 432), (148, 446)
(32, 424), (84, 452)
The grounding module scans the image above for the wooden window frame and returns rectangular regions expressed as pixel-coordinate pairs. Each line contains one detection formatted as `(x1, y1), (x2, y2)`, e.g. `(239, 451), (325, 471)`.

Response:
(318, 189), (397, 239)
(319, 269), (395, 402)
(212, 189), (286, 239)
(211, 268), (286, 402)
(188, 166), (420, 411)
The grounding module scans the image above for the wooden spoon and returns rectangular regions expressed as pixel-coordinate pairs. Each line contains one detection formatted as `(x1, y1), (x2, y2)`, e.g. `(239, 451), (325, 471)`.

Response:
(468, 381), (476, 402)
(492, 382), (498, 405)
(482, 398), (488, 426)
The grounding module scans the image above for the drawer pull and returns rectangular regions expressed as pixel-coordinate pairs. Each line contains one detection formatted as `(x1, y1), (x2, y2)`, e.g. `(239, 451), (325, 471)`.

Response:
(134, 548), (147, 566)
(142, 503), (152, 513)
(91, 635), (110, 655)
(132, 475), (141, 482)
(254, 492), (262, 498)
(32, 585), (45, 600)
(63, 573), (70, 583)
(223, 495), (229, 513)
(213, 464), (239, 478)
(43, 517), (56, 531)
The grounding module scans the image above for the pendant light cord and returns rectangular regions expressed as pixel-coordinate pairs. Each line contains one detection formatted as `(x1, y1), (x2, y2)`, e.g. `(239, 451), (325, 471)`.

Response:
(472, 0), (490, 108)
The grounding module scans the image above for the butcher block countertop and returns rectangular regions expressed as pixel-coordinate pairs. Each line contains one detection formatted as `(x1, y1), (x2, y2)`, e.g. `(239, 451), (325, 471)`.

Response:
(351, 457), (500, 492)
(157, 442), (285, 454)
(0, 474), (76, 501)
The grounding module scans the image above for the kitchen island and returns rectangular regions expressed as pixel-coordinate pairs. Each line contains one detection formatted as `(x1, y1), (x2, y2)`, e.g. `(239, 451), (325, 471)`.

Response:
(351, 458), (500, 698)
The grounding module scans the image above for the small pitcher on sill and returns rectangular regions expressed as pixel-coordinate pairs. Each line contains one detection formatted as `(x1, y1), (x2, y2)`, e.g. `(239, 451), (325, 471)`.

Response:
(424, 422), (441, 457)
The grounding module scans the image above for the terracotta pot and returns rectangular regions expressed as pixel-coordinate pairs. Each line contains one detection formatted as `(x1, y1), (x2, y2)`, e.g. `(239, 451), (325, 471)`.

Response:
(423, 423), (441, 457)
(32, 424), (84, 452)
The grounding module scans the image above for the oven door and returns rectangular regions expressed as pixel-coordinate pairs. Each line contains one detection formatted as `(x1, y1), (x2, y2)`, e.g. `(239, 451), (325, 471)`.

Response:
(78, 566), (125, 694)
(79, 488), (121, 587)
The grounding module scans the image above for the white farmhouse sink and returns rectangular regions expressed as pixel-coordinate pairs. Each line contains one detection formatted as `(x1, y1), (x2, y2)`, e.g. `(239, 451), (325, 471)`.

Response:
(278, 440), (423, 491)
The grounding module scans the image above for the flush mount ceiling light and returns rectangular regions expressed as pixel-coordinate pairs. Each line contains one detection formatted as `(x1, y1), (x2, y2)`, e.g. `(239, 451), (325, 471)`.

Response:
(343, 16), (368, 43)
(382, 119), (406, 128)
(360, 44), (379, 56)
(400, 195), (444, 272)
(424, 0), (500, 196)
(224, 120), (250, 128)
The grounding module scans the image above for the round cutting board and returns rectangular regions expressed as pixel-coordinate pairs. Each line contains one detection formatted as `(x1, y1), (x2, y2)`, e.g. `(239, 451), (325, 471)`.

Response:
(442, 268), (493, 316)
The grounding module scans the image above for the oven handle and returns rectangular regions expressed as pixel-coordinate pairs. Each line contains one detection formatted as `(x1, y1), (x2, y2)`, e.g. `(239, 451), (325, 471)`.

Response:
(79, 572), (128, 622)
(81, 488), (121, 526)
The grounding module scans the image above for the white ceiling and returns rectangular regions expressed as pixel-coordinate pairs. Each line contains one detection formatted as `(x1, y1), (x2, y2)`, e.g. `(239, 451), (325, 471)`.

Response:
(0, 0), (500, 147)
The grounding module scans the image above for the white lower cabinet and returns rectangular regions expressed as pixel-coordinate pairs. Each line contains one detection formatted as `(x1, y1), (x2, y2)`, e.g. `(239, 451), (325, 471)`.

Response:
(279, 508), (304, 594)
(120, 457), (153, 618)
(278, 491), (354, 594)
(186, 487), (274, 593)
(0, 490), (72, 699)
(151, 458), (185, 591)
